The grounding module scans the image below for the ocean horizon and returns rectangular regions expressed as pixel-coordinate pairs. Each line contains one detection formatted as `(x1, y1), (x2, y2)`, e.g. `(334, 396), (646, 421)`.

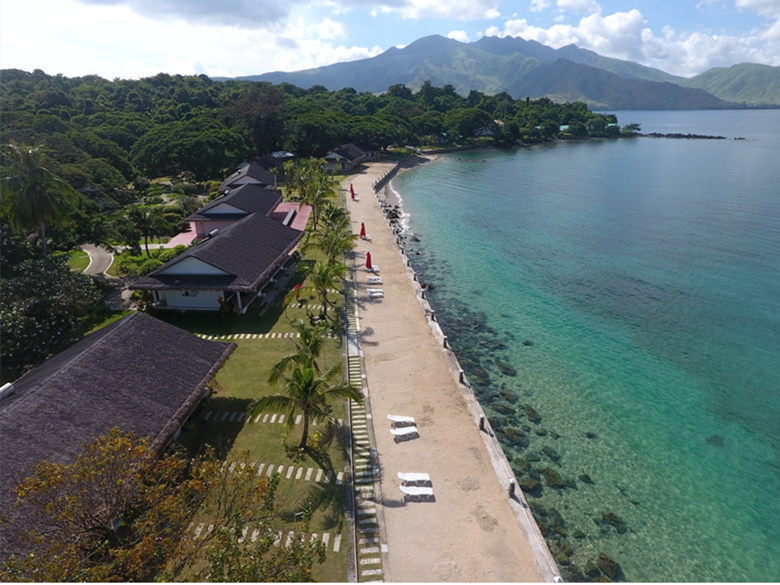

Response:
(391, 110), (780, 582)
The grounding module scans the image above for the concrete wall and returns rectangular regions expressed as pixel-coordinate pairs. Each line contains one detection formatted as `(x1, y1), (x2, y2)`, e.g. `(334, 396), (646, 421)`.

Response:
(159, 289), (222, 310)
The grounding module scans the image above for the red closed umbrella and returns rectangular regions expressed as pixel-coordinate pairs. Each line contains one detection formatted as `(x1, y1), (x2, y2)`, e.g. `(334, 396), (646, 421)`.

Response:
(350, 184), (356, 199)
(365, 252), (372, 270)
(360, 223), (366, 238)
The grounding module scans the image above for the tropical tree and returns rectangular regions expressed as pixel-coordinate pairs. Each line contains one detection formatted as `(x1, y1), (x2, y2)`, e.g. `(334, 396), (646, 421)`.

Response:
(0, 142), (80, 256)
(249, 361), (362, 450)
(0, 429), (326, 582)
(309, 224), (357, 266)
(127, 204), (172, 255)
(294, 260), (347, 321)
(268, 320), (328, 385)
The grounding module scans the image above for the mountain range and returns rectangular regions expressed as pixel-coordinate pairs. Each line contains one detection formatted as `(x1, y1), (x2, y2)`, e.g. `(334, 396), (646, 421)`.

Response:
(220, 35), (780, 110)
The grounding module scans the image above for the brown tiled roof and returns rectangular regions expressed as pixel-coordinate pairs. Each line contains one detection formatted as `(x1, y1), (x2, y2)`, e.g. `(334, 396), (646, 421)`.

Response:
(218, 163), (276, 192)
(131, 213), (302, 293)
(0, 312), (235, 558)
(186, 184), (282, 222)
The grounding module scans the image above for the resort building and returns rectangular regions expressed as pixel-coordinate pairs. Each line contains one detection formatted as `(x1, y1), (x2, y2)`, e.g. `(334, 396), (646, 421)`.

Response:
(187, 184), (283, 239)
(0, 312), (235, 560)
(323, 143), (379, 171)
(218, 162), (277, 193)
(130, 210), (304, 312)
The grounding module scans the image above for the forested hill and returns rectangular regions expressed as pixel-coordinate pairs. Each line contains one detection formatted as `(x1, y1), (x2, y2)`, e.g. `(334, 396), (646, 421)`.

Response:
(226, 34), (780, 108)
(0, 68), (630, 213)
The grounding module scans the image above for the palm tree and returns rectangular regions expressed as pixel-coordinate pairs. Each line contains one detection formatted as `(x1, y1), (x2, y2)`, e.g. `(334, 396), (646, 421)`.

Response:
(268, 320), (328, 385)
(310, 226), (357, 266)
(127, 204), (172, 255)
(249, 361), (363, 450)
(293, 260), (347, 320)
(0, 142), (80, 256)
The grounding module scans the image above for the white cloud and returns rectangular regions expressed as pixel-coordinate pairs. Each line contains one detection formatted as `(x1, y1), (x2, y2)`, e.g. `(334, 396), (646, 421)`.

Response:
(356, 0), (502, 20)
(556, 0), (600, 15)
(0, 0), (383, 78)
(448, 30), (471, 42)
(489, 3), (780, 76)
(530, 0), (550, 12)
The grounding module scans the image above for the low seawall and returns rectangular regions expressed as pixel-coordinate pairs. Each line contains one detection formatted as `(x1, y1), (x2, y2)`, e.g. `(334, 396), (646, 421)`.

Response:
(371, 175), (561, 583)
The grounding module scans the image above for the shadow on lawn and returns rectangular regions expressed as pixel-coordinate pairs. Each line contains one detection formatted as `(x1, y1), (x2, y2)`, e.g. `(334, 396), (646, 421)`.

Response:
(179, 396), (253, 460)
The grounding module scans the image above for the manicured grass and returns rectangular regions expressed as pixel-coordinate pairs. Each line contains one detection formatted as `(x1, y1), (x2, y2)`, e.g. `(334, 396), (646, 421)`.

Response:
(68, 249), (90, 272)
(165, 263), (351, 581)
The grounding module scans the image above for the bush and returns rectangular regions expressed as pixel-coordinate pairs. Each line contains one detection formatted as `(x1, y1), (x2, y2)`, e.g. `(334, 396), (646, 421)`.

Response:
(157, 245), (188, 264)
(137, 258), (163, 276)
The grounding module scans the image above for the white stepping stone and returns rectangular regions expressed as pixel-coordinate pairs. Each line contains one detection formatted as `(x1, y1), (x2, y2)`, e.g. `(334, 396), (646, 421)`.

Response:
(325, 471), (333, 483)
(361, 568), (383, 576)
(336, 471), (344, 485)
(204, 411), (213, 420)
(285, 531), (294, 548)
(257, 463), (266, 475)
(238, 412), (245, 421)
(238, 526), (248, 543)
(266, 464), (275, 476)
(255, 414), (262, 423)
(295, 467), (303, 480)
(286, 466), (294, 479)
(228, 462), (237, 472)
(322, 533), (330, 548)
(360, 546), (380, 555)
(360, 558), (382, 565)
(273, 531), (283, 546)
(305, 468), (313, 481)
(251, 529), (260, 542)
(229, 412), (237, 421)
(220, 412), (229, 421)
(270, 414), (277, 423)
(315, 468), (323, 482)
(262, 414), (269, 423)
(278, 414), (285, 424)
(310, 533), (318, 542)
(194, 523), (204, 539)
(295, 415), (302, 424)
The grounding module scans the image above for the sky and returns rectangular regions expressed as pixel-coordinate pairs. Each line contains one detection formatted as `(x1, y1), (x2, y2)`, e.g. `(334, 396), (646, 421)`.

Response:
(1, 0), (779, 81)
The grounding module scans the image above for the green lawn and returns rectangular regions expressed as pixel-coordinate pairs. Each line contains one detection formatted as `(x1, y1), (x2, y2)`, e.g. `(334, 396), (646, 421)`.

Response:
(161, 265), (350, 581)
(68, 249), (90, 272)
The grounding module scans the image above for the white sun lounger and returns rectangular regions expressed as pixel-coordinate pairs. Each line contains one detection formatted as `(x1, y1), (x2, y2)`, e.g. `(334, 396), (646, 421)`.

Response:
(400, 485), (434, 501)
(367, 288), (384, 294)
(360, 235), (372, 242)
(367, 276), (383, 285)
(390, 426), (419, 442)
(367, 266), (380, 273)
(397, 472), (431, 486)
(370, 291), (384, 299)
(387, 414), (415, 428)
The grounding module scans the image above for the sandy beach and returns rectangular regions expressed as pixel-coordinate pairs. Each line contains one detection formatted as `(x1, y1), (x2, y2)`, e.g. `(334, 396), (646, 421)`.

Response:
(345, 160), (558, 582)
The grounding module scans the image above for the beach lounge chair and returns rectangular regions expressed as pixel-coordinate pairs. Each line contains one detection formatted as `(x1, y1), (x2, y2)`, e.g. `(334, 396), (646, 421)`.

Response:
(400, 485), (434, 501)
(360, 234), (372, 242)
(367, 266), (380, 274)
(370, 291), (384, 299)
(390, 426), (419, 442)
(397, 472), (431, 486)
(387, 414), (415, 428)
(367, 288), (384, 294)
(367, 276), (383, 285)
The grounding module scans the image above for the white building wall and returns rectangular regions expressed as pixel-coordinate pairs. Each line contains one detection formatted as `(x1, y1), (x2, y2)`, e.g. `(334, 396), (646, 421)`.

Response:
(159, 256), (229, 275)
(160, 289), (222, 310)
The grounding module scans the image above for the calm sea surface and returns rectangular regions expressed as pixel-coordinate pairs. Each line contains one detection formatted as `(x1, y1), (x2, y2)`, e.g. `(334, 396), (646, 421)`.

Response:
(391, 110), (780, 582)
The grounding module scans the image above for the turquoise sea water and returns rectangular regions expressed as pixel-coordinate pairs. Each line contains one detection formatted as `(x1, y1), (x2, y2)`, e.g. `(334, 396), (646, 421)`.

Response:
(391, 110), (780, 582)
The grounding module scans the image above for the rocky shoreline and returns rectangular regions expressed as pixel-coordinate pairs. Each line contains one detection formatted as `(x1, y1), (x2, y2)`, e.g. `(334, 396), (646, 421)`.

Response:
(386, 158), (630, 583)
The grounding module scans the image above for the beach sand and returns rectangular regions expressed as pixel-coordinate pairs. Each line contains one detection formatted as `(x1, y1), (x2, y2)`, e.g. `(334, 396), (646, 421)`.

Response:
(345, 160), (557, 582)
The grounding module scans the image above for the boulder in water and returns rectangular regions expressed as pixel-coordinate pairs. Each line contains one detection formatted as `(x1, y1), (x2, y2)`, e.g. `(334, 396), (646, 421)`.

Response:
(597, 553), (621, 580)
(579, 473), (594, 484)
(706, 434), (725, 448)
(495, 359), (517, 376)
(542, 446), (561, 462)
(525, 404), (542, 423)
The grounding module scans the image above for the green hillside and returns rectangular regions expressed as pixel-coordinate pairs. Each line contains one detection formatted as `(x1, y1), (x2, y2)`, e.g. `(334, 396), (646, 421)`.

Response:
(228, 34), (773, 110)
(679, 63), (780, 106)
(510, 59), (733, 110)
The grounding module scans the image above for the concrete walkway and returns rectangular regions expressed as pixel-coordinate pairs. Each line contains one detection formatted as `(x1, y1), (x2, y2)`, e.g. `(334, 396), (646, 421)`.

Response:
(345, 163), (558, 582)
